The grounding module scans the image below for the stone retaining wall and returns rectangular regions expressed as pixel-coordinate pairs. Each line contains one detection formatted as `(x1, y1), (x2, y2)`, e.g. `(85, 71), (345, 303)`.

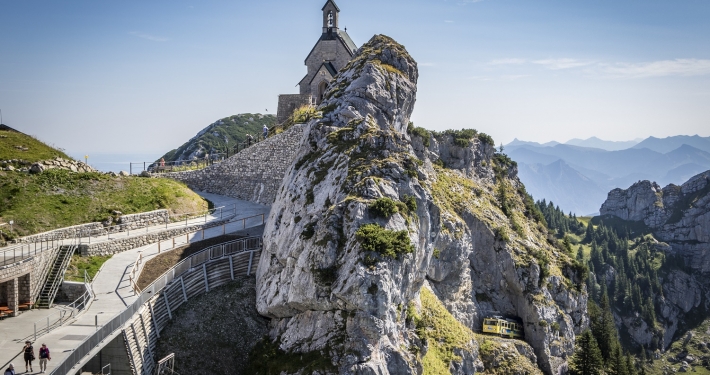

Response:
(115, 209), (169, 231)
(15, 209), (170, 243)
(0, 246), (60, 314)
(163, 123), (307, 205)
(16, 223), (104, 243)
(83, 219), (231, 256)
(56, 280), (89, 303)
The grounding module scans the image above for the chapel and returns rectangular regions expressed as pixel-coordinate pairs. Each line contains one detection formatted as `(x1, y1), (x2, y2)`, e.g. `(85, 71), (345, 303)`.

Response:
(276, 0), (358, 124)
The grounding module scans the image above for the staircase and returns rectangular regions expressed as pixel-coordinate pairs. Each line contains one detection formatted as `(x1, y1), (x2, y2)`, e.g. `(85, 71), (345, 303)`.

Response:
(36, 244), (76, 308)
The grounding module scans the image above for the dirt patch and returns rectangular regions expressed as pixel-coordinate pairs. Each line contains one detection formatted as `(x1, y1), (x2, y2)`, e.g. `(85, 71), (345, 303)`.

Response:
(154, 277), (269, 375)
(136, 234), (242, 289)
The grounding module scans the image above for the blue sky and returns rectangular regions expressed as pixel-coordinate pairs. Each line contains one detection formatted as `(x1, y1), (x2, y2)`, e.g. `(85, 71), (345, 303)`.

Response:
(1, 0), (709, 156)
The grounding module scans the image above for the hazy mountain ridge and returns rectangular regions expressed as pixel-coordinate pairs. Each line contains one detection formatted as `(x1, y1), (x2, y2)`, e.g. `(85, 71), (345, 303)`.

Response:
(506, 135), (710, 214)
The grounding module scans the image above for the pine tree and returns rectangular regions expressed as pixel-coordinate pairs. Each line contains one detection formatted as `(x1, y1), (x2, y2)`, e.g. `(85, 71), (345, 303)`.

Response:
(590, 292), (618, 363)
(607, 345), (628, 375)
(569, 330), (605, 375)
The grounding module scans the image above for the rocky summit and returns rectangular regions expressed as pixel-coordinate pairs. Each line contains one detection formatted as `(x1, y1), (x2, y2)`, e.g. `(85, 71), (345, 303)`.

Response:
(599, 170), (710, 347)
(256, 34), (587, 375)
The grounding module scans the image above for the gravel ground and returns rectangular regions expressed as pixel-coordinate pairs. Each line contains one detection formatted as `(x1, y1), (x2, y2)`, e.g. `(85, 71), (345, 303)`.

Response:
(153, 277), (269, 375)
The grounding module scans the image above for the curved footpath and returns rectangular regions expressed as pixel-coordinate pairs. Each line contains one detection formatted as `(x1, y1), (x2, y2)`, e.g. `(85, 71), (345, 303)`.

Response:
(0, 191), (269, 373)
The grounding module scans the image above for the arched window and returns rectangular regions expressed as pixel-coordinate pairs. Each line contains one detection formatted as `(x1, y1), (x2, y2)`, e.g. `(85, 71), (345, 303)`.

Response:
(327, 11), (334, 28)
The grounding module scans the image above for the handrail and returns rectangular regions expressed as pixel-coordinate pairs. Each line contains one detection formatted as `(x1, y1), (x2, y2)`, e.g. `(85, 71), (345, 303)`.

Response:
(127, 212), (266, 294)
(130, 133), (268, 175)
(0, 204), (238, 268)
(78, 203), (238, 245)
(36, 237), (79, 308)
(32, 270), (94, 342)
(50, 236), (263, 375)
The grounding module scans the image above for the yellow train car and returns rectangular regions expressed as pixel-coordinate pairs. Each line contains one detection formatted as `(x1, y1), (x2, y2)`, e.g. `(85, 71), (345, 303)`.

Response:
(482, 316), (524, 339)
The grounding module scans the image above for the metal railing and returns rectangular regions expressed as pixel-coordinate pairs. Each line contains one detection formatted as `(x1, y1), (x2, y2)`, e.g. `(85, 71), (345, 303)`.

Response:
(0, 239), (57, 267)
(0, 205), (238, 268)
(36, 243), (78, 308)
(127, 213), (265, 294)
(130, 133), (269, 176)
(129, 154), (227, 176)
(32, 270), (94, 341)
(50, 235), (262, 375)
(77, 204), (238, 245)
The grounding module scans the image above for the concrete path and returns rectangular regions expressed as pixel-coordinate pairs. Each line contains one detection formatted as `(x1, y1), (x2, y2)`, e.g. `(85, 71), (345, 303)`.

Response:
(0, 192), (270, 373)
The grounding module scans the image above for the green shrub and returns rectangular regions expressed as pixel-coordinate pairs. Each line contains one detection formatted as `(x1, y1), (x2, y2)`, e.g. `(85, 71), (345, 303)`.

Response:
(369, 197), (399, 218)
(356, 223), (414, 259)
(478, 132), (494, 146)
(495, 227), (510, 243)
(441, 129), (478, 148)
(410, 127), (431, 147)
(402, 195), (417, 212)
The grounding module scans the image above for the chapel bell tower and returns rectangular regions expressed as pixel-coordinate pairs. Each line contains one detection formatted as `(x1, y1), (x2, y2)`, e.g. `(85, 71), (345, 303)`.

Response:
(322, 0), (340, 33)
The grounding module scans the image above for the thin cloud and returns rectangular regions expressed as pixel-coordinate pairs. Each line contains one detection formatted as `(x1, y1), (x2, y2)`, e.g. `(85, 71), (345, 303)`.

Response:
(458, 0), (485, 4)
(444, 20), (455, 23)
(489, 58), (526, 65)
(130, 31), (169, 42)
(531, 58), (595, 70)
(501, 75), (529, 81)
(601, 59), (710, 78)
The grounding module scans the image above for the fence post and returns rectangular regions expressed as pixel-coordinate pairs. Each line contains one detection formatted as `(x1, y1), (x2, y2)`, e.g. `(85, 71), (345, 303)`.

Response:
(247, 251), (254, 276)
(203, 263), (209, 292)
(163, 293), (172, 320)
(149, 302), (160, 338)
(180, 277), (188, 302)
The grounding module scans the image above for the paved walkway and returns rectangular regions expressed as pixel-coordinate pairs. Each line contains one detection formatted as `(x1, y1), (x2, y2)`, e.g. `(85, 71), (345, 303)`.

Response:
(0, 191), (269, 373)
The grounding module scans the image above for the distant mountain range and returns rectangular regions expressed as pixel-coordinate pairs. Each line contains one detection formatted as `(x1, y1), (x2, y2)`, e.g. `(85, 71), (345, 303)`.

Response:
(506, 135), (710, 215)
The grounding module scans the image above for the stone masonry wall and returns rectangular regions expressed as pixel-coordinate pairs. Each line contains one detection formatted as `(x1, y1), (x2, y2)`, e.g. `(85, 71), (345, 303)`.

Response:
(15, 209), (169, 243)
(277, 94), (313, 124)
(83, 218), (230, 256)
(0, 246), (59, 315)
(15, 222), (104, 243)
(56, 280), (89, 303)
(115, 209), (169, 231)
(163, 123), (306, 205)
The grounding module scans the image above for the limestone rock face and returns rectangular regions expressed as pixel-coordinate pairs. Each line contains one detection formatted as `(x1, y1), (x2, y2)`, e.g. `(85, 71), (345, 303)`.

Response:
(599, 170), (710, 348)
(256, 35), (586, 375)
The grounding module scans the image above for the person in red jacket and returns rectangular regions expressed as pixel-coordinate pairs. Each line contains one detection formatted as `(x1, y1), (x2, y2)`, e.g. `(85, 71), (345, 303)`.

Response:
(38, 343), (51, 373)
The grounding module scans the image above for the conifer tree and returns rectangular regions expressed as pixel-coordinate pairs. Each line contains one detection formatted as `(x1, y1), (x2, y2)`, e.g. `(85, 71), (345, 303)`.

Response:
(569, 330), (605, 375)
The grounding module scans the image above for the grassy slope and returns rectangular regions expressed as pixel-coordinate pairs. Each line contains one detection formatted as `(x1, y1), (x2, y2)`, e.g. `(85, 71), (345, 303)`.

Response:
(644, 318), (710, 374)
(65, 254), (112, 281)
(0, 127), (71, 162)
(0, 169), (207, 239)
(160, 113), (275, 162)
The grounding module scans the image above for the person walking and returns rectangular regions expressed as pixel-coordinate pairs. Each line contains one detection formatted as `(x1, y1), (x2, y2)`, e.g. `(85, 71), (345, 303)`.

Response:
(38, 343), (51, 373)
(3, 363), (15, 375)
(262, 124), (268, 139)
(21, 341), (34, 373)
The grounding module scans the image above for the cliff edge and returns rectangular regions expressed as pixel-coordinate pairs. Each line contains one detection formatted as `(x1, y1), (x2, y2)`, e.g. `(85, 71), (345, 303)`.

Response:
(255, 34), (587, 375)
